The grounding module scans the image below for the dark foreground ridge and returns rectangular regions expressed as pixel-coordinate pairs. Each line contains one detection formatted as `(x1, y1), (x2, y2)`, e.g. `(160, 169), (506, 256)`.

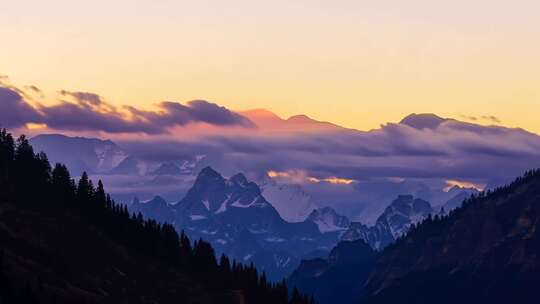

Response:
(289, 168), (540, 304)
(0, 128), (313, 304)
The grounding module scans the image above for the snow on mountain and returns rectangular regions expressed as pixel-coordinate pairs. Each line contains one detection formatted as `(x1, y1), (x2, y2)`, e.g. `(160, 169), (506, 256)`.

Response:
(306, 207), (350, 233)
(441, 186), (478, 212)
(147, 162), (183, 176)
(341, 195), (433, 250)
(127, 167), (331, 280)
(30, 134), (128, 174)
(259, 176), (317, 222)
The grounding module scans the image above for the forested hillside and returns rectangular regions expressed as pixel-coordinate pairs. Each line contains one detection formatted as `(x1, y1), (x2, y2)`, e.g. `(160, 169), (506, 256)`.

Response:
(0, 129), (313, 304)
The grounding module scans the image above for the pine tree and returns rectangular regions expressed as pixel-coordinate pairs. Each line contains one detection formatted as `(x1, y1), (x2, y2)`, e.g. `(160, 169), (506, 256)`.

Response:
(94, 180), (107, 210)
(52, 163), (75, 206)
(77, 172), (92, 206)
(0, 128), (317, 304)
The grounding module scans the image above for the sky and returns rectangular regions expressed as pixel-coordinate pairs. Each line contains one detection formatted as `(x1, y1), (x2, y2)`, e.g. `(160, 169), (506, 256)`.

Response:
(1, 0), (539, 133)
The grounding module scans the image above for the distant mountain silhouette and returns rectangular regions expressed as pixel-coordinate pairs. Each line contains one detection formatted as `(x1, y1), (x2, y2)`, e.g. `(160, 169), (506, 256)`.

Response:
(288, 239), (377, 304)
(240, 109), (349, 133)
(341, 195), (434, 250)
(30, 134), (128, 175)
(399, 113), (449, 129)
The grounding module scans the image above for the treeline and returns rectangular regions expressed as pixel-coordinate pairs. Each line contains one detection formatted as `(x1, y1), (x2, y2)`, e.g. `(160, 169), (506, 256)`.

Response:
(385, 168), (540, 253)
(0, 129), (314, 304)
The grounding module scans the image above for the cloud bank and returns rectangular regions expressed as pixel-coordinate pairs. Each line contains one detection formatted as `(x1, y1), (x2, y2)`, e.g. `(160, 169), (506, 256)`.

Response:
(0, 85), (253, 133)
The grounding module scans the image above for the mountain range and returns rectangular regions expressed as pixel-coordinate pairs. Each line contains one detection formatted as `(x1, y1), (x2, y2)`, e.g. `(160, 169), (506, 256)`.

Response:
(288, 169), (540, 304)
(0, 128), (312, 304)
(30, 134), (128, 175)
(128, 166), (474, 279)
(26, 109), (540, 225)
(3, 119), (540, 303)
(129, 167), (335, 279)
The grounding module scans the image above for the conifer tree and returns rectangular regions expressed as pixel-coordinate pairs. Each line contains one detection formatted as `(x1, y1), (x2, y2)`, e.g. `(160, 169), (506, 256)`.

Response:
(0, 128), (317, 304)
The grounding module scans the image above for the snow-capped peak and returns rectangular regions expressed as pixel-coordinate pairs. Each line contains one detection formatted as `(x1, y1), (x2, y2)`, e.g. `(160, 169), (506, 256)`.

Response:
(259, 176), (317, 222)
(307, 207), (350, 233)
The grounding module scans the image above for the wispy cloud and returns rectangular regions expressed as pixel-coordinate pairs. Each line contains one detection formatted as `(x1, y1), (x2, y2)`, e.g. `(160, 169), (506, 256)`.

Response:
(460, 114), (502, 124)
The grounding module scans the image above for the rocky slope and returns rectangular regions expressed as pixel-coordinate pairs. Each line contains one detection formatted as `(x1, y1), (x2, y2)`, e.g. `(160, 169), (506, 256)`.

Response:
(130, 167), (335, 279)
(342, 195), (433, 250)
(290, 169), (540, 304)
(361, 170), (540, 304)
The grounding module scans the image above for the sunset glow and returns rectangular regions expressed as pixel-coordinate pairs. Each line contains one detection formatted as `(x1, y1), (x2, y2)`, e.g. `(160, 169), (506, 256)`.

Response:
(1, 0), (539, 134)
(268, 170), (354, 185)
(2, 2), (540, 302)
(444, 179), (486, 192)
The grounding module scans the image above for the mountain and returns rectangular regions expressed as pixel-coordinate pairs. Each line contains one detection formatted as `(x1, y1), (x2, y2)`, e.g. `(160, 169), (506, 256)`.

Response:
(399, 113), (449, 129)
(290, 169), (540, 304)
(30, 134), (127, 175)
(130, 196), (177, 224)
(306, 207), (350, 233)
(128, 167), (337, 280)
(107, 156), (143, 175)
(361, 170), (540, 303)
(288, 239), (377, 304)
(128, 170), (447, 279)
(342, 195), (433, 250)
(259, 177), (317, 222)
(0, 129), (311, 304)
(240, 109), (347, 134)
(147, 162), (183, 176)
(440, 186), (478, 212)
(374, 195), (432, 239)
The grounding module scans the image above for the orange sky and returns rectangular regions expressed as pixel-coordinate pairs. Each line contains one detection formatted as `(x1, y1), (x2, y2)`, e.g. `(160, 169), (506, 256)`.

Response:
(1, 0), (539, 133)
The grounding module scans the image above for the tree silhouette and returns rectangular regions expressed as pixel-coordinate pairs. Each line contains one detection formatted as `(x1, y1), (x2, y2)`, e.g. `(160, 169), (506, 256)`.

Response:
(0, 128), (314, 304)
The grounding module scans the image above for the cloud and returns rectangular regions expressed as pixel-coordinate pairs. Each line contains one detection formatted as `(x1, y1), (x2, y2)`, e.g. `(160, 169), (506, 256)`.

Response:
(481, 115), (501, 124)
(460, 114), (501, 124)
(460, 115), (478, 121)
(25, 85), (42, 94)
(40, 101), (151, 133)
(126, 100), (254, 129)
(0, 87), (42, 128)
(59, 90), (104, 107)
(116, 117), (540, 187)
(0, 85), (254, 134)
(266, 170), (354, 185)
(443, 179), (485, 192)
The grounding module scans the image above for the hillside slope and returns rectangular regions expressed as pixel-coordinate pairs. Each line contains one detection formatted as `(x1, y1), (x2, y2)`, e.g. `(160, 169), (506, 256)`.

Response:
(0, 129), (311, 304)
(289, 169), (540, 304)
(362, 170), (540, 303)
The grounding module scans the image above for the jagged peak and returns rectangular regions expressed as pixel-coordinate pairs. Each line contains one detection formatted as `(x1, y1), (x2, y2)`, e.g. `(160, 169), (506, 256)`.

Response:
(197, 166), (223, 179)
(148, 195), (167, 204)
(190, 167), (226, 191)
(230, 173), (248, 185)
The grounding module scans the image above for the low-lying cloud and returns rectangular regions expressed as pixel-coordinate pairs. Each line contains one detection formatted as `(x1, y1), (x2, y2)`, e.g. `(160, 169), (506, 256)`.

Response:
(117, 117), (540, 186)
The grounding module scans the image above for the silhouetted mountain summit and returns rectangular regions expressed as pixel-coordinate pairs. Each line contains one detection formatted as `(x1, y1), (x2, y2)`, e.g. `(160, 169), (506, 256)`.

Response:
(288, 239), (377, 304)
(399, 113), (448, 129)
